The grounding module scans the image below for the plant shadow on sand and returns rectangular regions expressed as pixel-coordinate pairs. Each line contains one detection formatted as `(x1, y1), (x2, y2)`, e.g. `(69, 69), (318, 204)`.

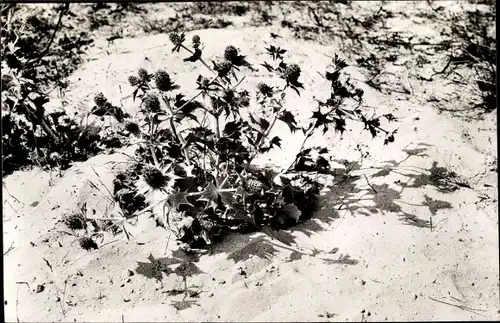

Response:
(209, 143), (458, 264)
(136, 249), (205, 310)
(135, 143), (461, 309)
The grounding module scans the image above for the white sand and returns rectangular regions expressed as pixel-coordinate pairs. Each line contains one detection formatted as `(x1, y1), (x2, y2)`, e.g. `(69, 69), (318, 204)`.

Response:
(3, 3), (498, 322)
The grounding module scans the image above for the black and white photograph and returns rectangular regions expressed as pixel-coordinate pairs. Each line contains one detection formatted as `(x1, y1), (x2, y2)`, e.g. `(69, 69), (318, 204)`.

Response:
(2, 1), (498, 321)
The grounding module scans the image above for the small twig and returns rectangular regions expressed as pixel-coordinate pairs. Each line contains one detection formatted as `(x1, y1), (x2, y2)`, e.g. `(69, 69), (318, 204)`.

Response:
(43, 257), (53, 272)
(88, 182), (115, 207)
(431, 55), (453, 78)
(15, 281), (31, 322)
(2, 184), (25, 205)
(364, 174), (378, 194)
(16, 281), (30, 290)
(230, 75), (246, 90)
(99, 239), (120, 248)
(428, 296), (486, 316)
(4, 241), (15, 256)
(16, 285), (21, 323)
(56, 280), (68, 317)
(89, 165), (117, 201)
(164, 231), (172, 255)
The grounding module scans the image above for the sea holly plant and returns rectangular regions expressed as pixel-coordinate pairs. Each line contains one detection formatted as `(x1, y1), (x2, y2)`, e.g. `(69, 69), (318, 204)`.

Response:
(84, 32), (397, 252)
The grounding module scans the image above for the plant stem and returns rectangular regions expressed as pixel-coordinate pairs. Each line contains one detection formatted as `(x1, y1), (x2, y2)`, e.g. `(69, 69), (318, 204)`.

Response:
(148, 116), (160, 167)
(242, 111), (279, 174)
(150, 145), (159, 167)
(214, 112), (221, 173)
(230, 76), (247, 90)
(186, 188), (237, 197)
(173, 75), (220, 115)
(33, 3), (69, 67)
(255, 112), (278, 147)
(85, 217), (123, 222)
(241, 56), (283, 173)
(168, 117), (178, 139)
(159, 94), (191, 166)
(180, 44), (217, 76)
(282, 127), (315, 174)
(214, 113), (221, 139)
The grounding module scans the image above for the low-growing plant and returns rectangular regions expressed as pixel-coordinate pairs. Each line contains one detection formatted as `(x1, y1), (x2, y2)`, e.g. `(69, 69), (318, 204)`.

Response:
(91, 31), (398, 251)
(1, 69), (127, 176)
(1, 4), (127, 176)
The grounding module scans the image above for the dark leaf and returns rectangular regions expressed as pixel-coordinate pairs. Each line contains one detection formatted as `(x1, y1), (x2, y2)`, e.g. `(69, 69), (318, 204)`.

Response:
(383, 113), (396, 122)
(311, 109), (333, 130)
(223, 121), (242, 139)
(259, 118), (270, 131)
(333, 53), (348, 69)
(279, 110), (299, 133)
(269, 136), (282, 149)
(183, 48), (202, 62)
(132, 88), (139, 102)
(333, 117), (346, 134)
(325, 70), (341, 83)
(368, 126), (378, 138)
(280, 176), (291, 185)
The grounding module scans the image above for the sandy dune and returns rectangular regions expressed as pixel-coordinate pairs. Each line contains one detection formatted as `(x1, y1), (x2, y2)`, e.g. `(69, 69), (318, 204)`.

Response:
(3, 2), (498, 322)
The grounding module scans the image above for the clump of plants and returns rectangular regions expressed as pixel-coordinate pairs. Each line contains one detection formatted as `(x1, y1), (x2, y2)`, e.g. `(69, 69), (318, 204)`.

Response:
(82, 31), (397, 251)
(1, 68), (129, 176)
(1, 4), (128, 176)
(443, 4), (496, 114)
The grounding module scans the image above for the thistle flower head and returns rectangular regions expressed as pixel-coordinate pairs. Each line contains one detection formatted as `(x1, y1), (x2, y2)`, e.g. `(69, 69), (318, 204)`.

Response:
(215, 60), (233, 78)
(125, 121), (140, 135)
(257, 82), (273, 97)
(284, 64), (301, 83)
(143, 166), (168, 190)
(138, 68), (149, 82)
(136, 163), (181, 200)
(154, 69), (176, 92)
(63, 213), (86, 230)
(94, 92), (108, 108)
(224, 45), (238, 62)
(79, 237), (98, 250)
(238, 90), (250, 107)
(128, 75), (140, 87)
(169, 32), (182, 45)
(142, 93), (161, 113)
